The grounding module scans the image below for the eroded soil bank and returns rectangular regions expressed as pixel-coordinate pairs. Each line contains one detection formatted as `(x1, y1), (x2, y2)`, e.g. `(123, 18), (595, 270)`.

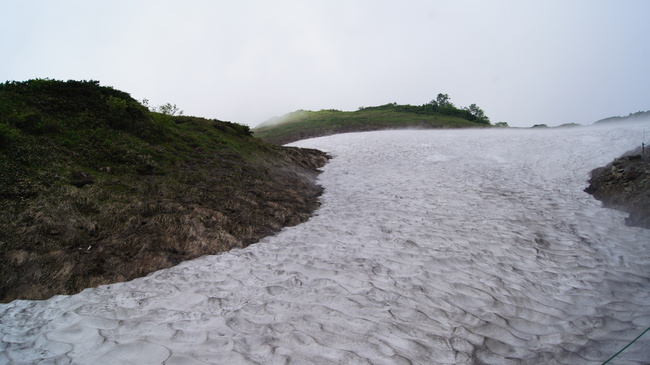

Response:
(0, 147), (330, 302)
(585, 147), (650, 229)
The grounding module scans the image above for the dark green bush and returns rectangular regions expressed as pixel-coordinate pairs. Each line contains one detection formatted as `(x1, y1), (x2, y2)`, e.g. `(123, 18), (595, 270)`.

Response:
(356, 96), (490, 125)
(0, 79), (168, 142)
(0, 123), (20, 148)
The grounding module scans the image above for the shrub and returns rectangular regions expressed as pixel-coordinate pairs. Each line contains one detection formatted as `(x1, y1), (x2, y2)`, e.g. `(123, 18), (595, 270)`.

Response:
(154, 103), (183, 116)
(0, 123), (20, 148)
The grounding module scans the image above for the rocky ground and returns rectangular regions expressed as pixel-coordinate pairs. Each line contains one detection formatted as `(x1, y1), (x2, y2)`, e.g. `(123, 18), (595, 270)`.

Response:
(585, 146), (650, 229)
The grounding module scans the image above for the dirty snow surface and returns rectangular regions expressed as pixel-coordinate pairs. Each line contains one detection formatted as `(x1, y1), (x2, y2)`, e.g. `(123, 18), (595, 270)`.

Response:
(2, 125), (650, 365)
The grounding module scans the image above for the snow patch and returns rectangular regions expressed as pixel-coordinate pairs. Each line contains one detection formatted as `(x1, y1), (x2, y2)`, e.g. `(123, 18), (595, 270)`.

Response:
(1, 125), (650, 364)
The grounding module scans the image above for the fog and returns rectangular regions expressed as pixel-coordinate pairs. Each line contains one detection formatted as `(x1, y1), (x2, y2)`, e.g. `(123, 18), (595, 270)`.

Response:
(1, 123), (649, 364)
(2, 1), (650, 127)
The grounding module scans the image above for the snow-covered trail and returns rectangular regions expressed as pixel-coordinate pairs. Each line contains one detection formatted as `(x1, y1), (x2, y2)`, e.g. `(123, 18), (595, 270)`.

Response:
(1, 126), (650, 364)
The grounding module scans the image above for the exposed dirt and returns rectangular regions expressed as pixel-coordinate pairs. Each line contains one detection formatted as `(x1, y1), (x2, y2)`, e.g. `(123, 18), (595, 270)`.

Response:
(0, 147), (330, 302)
(584, 148), (650, 229)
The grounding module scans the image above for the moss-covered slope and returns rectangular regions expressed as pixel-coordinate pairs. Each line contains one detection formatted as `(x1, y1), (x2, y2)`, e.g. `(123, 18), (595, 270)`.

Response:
(0, 79), (329, 302)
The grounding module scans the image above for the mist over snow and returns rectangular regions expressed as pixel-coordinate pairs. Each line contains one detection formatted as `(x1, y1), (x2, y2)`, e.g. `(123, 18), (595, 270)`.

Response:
(2, 123), (650, 364)
(2, 1), (650, 127)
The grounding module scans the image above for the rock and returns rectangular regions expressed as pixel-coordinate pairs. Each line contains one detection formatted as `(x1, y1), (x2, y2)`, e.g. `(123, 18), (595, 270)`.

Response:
(585, 151), (650, 229)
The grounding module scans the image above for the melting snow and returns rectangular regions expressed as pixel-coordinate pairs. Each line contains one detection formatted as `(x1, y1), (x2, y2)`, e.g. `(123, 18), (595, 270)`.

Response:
(1, 125), (650, 364)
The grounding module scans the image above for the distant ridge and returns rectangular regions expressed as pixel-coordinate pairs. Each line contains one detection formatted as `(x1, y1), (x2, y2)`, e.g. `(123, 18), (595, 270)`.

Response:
(594, 110), (650, 124)
(253, 97), (491, 145)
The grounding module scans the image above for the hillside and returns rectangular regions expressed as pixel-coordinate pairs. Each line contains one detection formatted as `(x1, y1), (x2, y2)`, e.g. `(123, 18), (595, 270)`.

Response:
(253, 100), (491, 145)
(0, 79), (329, 302)
(594, 110), (650, 124)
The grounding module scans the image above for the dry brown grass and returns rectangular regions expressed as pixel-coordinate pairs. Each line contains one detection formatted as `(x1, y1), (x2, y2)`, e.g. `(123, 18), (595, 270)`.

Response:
(0, 146), (329, 302)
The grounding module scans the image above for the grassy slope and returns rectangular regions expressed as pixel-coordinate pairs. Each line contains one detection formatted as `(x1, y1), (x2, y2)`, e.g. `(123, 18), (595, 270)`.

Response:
(253, 108), (488, 145)
(0, 79), (329, 302)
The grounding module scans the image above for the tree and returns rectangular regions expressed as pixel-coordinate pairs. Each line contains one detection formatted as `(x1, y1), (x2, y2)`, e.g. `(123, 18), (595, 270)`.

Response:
(466, 104), (485, 119)
(464, 103), (490, 125)
(430, 93), (452, 107)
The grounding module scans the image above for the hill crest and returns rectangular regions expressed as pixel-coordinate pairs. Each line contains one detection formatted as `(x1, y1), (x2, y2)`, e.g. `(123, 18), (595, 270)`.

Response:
(253, 98), (491, 145)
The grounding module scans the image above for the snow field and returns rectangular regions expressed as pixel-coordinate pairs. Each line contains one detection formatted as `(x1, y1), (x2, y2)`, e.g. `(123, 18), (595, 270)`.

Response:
(1, 125), (650, 364)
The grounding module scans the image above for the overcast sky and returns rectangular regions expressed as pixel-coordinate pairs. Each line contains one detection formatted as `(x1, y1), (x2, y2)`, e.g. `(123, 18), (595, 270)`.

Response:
(2, 0), (649, 127)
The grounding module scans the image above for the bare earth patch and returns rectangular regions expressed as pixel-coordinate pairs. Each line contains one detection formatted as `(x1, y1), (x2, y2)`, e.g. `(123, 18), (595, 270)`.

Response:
(0, 147), (330, 302)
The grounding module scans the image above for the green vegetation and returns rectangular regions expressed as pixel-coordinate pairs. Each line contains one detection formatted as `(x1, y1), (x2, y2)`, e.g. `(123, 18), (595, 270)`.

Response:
(253, 93), (491, 145)
(152, 102), (184, 116)
(0, 79), (259, 201)
(0, 79), (328, 301)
